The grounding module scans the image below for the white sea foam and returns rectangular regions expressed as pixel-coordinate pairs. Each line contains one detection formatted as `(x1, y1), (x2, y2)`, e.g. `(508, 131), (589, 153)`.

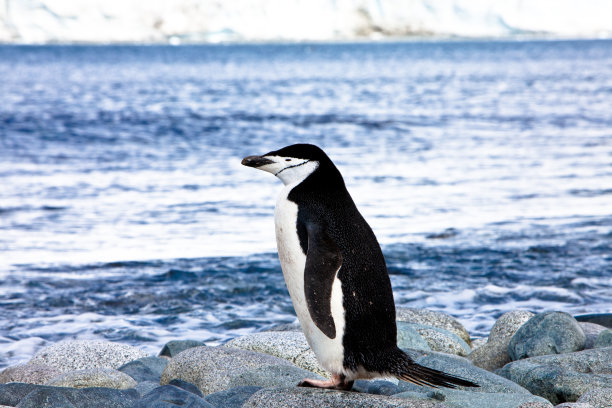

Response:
(1, 0), (612, 43)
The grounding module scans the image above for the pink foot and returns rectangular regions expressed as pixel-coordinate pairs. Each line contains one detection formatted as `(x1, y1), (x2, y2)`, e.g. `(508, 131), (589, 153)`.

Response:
(298, 374), (354, 391)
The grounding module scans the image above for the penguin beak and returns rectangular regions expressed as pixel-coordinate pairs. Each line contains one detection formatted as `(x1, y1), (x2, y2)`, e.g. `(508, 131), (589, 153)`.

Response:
(241, 155), (275, 168)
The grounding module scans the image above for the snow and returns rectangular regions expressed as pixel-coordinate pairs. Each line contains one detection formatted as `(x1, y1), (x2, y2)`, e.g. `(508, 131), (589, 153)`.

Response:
(1, 0), (611, 44)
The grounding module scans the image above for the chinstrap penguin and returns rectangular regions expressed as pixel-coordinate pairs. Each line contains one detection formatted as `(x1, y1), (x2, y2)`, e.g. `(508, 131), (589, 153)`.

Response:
(242, 144), (478, 391)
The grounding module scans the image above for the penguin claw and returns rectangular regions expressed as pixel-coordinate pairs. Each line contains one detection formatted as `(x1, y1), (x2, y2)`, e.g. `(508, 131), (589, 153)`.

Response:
(298, 375), (354, 391)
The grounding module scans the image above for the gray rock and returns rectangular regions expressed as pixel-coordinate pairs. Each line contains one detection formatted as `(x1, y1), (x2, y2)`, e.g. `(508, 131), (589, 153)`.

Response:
(575, 313), (612, 328)
(576, 387), (612, 408)
(134, 381), (159, 397)
(0, 364), (61, 385)
(29, 340), (149, 373)
(228, 364), (324, 388)
(578, 322), (608, 349)
(553, 404), (593, 408)
(264, 323), (302, 332)
(594, 329), (612, 348)
(517, 403), (558, 408)
(419, 388), (553, 408)
(468, 337), (511, 371)
(15, 386), (139, 408)
(399, 323), (471, 356)
(470, 337), (487, 350)
(135, 385), (214, 408)
(168, 379), (204, 397)
(489, 310), (535, 342)
(242, 386), (451, 407)
(204, 386), (263, 408)
(160, 346), (294, 395)
(159, 340), (206, 358)
(497, 347), (612, 404)
(396, 308), (471, 345)
(0, 383), (42, 406)
(45, 368), (137, 389)
(356, 380), (401, 396)
(396, 323), (431, 352)
(404, 351), (531, 394)
(225, 331), (327, 377)
(508, 312), (586, 360)
(118, 356), (168, 383)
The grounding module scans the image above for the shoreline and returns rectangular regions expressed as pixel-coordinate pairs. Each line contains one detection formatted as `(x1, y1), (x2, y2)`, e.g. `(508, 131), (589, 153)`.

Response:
(1, 307), (611, 407)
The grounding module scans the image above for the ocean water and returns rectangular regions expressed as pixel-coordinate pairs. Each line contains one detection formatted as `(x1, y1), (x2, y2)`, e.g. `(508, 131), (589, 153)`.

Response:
(1, 40), (611, 369)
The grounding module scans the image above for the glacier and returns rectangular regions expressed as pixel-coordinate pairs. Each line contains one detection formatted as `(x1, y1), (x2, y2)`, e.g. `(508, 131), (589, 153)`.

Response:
(1, 0), (612, 43)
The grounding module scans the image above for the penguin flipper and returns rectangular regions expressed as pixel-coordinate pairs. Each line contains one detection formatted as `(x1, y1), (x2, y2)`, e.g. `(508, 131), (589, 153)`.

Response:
(303, 223), (343, 339)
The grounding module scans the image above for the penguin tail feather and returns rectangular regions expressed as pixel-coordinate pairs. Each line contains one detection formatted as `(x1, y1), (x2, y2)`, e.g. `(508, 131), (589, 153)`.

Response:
(386, 348), (479, 389)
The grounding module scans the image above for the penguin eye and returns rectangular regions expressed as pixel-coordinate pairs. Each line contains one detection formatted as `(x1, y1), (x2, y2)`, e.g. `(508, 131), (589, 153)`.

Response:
(285, 159), (292, 162)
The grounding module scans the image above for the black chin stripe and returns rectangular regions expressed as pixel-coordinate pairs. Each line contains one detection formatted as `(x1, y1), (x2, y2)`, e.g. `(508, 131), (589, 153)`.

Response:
(275, 159), (311, 176)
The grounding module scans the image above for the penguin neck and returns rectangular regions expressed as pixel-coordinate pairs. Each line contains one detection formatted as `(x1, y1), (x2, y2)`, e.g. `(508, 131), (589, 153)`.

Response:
(288, 162), (347, 197)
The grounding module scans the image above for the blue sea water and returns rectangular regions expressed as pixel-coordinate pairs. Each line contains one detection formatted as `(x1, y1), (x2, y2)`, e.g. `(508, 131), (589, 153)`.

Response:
(1, 40), (611, 369)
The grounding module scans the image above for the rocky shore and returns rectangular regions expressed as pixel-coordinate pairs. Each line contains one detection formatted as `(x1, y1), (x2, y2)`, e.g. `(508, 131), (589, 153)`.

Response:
(1, 308), (611, 408)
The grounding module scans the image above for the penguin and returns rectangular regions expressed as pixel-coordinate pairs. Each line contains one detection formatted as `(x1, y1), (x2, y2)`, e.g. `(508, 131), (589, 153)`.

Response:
(242, 144), (477, 391)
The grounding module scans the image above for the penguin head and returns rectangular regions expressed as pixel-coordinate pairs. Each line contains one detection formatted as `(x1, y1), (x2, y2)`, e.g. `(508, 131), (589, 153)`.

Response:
(242, 144), (335, 186)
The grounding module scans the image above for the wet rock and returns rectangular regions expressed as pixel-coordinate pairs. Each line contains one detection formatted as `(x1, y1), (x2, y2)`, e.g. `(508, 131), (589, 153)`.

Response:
(400, 323), (470, 356)
(242, 386), (450, 407)
(228, 364), (324, 388)
(15, 386), (139, 408)
(353, 379), (401, 395)
(134, 380), (159, 397)
(168, 379), (203, 397)
(159, 340), (206, 358)
(402, 351), (531, 394)
(117, 356), (168, 383)
(396, 308), (471, 345)
(594, 329), (612, 348)
(204, 386), (263, 408)
(135, 385), (214, 408)
(489, 310), (535, 342)
(0, 364), (61, 385)
(412, 388), (553, 408)
(578, 322), (608, 349)
(574, 313), (612, 328)
(468, 337), (511, 371)
(576, 387), (612, 408)
(0, 382), (42, 406)
(45, 368), (137, 389)
(28, 340), (149, 373)
(508, 312), (586, 360)
(160, 346), (294, 395)
(396, 323), (432, 352)
(497, 347), (612, 404)
(224, 331), (327, 377)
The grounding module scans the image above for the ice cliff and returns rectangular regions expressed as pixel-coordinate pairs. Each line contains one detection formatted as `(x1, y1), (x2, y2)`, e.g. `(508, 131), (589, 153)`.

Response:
(1, 0), (611, 43)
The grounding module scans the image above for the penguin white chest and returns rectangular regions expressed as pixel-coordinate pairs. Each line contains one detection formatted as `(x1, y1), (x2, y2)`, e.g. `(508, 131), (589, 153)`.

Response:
(274, 187), (346, 375)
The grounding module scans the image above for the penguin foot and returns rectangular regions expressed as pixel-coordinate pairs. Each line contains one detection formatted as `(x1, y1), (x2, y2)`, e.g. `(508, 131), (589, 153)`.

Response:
(298, 374), (354, 391)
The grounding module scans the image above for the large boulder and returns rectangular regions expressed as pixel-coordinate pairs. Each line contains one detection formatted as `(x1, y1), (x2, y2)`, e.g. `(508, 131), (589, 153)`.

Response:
(497, 347), (612, 404)
(28, 340), (149, 373)
(398, 323), (470, 356)
(242, 386), (450, 408)
(396, 308), (471, 345)
(0, 364), (61, 385)
(45, 368), (137, 389)
(489, 310), (535, 342)
(160, 346), (296, 395)
(225, 331), (327, 377)
(8, 385), (139, 408)
(508, 312), (586, 360)
(134, 385), (213, 408)
(228, 364), (324, 388)
(117, 356), (168, 383)
(578, 322), (608, 349)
